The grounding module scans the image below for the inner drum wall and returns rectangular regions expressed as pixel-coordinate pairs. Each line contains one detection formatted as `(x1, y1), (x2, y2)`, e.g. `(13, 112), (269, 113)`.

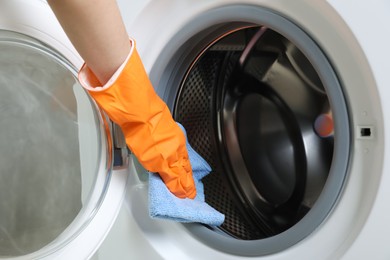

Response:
(175, 51), (265, 239)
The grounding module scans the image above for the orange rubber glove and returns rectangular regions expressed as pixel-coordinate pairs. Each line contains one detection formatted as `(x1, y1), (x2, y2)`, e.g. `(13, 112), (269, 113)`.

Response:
(78, 40), (196, 199)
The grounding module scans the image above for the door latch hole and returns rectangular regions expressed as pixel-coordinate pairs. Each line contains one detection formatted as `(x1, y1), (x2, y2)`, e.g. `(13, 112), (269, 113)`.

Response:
(360, 127), (372, 138)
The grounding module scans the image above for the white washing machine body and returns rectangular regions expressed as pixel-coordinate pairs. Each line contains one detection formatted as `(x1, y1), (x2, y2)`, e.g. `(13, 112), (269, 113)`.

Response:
(95, 0), (390, 259)
(1, 0), (390, 259)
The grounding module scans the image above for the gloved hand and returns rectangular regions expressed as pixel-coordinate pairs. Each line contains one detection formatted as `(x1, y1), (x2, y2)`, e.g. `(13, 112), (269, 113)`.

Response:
(78, 40), (196, 199)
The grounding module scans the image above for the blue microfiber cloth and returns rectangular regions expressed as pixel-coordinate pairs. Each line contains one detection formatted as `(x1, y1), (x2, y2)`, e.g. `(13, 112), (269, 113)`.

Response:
(148, 124), (225, 226)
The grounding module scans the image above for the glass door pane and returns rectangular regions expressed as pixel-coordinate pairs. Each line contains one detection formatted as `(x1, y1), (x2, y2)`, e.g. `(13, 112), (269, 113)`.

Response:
(0, 31), (111, 257)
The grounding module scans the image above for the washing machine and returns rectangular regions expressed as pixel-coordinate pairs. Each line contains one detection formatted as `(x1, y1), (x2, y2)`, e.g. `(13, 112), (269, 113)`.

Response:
(0, 0), (389, 259)
(96, 0), (390, 259)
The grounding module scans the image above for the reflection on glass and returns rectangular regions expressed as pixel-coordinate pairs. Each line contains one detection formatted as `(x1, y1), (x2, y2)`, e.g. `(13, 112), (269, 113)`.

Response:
(0, 34), (101, 256)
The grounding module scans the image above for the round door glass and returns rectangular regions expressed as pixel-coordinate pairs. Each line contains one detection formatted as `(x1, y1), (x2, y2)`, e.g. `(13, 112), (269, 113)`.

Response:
(0, 31), (111, 257)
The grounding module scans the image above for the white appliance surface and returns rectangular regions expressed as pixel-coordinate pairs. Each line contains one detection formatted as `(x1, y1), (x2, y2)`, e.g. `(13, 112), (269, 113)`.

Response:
(0, 0), (389, 259)
(96, 0), (390, 259)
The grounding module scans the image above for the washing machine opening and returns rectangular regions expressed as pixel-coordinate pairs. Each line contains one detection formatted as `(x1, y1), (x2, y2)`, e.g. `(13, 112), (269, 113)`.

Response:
(154, 5), (350, 256)
(0, 30), (112, 257)
(176, 25), (334, 239)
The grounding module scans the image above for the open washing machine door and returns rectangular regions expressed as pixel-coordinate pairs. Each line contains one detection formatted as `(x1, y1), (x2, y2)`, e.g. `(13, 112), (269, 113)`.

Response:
(0, 1), (131, 259)
(101, 0), (390, 259)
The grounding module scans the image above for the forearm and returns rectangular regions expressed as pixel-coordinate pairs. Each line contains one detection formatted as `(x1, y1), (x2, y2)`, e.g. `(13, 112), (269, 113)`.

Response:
(47, 0), (130, 84)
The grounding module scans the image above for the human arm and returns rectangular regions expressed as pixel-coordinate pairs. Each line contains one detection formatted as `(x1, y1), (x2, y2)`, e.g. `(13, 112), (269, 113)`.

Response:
(47, 0), (196, 199)
(47, 0), (130, 84)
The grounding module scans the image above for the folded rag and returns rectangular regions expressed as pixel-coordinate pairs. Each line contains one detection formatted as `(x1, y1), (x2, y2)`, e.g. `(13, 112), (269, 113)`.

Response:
(148, 124), (225, 226)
